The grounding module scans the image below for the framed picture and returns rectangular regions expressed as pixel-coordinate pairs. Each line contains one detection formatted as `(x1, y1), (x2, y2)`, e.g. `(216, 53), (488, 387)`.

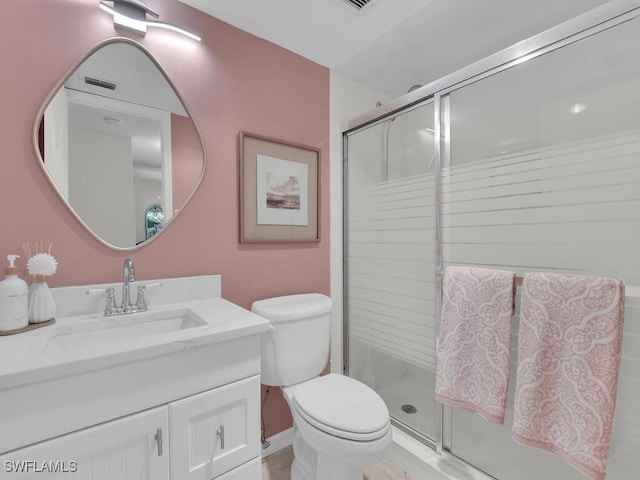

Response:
(239, 131), (320, 243)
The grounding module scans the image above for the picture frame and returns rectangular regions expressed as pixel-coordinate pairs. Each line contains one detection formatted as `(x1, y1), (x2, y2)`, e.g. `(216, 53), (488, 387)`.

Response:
(239, 131), (320, 243)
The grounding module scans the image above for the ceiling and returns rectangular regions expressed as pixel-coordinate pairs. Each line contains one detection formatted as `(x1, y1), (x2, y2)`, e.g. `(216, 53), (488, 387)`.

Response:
(177, 0), (611, 98)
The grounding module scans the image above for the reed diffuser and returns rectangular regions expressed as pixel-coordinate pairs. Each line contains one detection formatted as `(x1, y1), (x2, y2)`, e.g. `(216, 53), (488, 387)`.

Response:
(23, 242), (58, 323)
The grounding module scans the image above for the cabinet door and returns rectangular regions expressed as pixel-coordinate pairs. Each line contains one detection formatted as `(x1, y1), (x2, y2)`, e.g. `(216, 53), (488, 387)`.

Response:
(0, 406), (169, 480)
(170, 375), (261, 479)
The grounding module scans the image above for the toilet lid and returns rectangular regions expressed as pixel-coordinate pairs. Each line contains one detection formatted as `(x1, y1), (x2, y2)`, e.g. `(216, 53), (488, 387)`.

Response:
(288, 374), (390, 441)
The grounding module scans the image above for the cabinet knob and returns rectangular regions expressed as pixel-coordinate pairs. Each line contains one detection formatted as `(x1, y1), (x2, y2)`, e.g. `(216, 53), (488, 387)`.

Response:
(216, 425), (225, 450)
(154, 427), (163, 456)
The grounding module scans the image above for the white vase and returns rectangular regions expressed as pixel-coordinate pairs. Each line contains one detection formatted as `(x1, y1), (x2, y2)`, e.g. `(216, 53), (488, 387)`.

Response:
(28, 276), (56, 323)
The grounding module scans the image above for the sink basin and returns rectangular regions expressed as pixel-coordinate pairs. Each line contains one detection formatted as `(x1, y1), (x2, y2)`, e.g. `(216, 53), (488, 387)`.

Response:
(44, 308), (207, 353)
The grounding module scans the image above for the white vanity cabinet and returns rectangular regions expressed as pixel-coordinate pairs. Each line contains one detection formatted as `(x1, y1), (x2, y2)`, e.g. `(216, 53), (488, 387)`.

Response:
(0, 406), (170, 479)
(0, 276), (269, 480)
(0, 375), (261, 480)
(170, 375), (261, 479)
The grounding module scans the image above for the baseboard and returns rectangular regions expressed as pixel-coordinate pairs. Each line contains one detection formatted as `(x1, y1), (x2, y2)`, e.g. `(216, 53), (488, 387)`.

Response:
(261, 427), (294, 457)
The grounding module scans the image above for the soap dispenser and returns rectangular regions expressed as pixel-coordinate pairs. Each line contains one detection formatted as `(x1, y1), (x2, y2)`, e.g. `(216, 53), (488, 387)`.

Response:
(0, 255), (29, 332)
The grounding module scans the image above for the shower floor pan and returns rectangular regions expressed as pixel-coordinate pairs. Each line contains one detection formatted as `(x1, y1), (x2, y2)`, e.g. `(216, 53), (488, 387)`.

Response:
(377, 375), (436, 438)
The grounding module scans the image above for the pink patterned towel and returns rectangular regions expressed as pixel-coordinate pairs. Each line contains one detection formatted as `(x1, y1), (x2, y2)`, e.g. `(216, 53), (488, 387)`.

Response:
(435, 266), (516, 424)
(513, 273), (625, 480)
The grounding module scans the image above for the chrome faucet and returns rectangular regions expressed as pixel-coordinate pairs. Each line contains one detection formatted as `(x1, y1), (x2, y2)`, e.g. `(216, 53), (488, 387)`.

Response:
(122, 257), (136, 312)
(87, 257), (160, 316)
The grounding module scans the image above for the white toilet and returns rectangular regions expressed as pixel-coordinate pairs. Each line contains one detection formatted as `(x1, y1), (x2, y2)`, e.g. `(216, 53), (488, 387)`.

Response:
(252, 293), (392, 480)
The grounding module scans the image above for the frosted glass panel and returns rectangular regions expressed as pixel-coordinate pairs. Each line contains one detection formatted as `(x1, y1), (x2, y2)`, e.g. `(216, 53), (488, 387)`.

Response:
(346, 102), (437, 439)
(444, 15), (640, 480)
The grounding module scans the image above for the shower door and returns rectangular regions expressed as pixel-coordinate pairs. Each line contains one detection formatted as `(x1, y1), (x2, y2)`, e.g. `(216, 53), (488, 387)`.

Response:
(439, 13), (640, 480)
(344, 101), (437, 441)
(343, 5), (640, 479)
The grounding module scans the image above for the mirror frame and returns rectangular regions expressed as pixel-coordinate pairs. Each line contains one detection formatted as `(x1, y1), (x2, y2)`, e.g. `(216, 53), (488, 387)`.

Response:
(33, 37), (207, 251)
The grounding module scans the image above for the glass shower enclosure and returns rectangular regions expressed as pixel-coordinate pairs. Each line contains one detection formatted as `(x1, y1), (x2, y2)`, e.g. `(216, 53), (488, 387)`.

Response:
(344, 101), (438, 442)
(343, 4), (640, 479)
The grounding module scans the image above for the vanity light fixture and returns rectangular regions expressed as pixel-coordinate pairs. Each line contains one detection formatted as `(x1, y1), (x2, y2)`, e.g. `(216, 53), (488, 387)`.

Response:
(99, 0), (201, 42)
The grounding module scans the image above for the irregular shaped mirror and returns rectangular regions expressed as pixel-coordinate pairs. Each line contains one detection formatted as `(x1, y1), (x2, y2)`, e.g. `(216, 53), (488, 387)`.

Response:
(35, 38), (205, 250)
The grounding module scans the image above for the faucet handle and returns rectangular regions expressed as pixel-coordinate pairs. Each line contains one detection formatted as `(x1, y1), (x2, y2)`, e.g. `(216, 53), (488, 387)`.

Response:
(135, 284), (147, 311)
(86, 286), (118, 316)
(105, 287), (117, 315)
(134, 282), (161, 311)
(86, 287), (109, 295)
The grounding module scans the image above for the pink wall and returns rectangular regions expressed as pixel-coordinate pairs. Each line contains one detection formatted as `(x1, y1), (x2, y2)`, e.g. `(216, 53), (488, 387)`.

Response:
(0, 0), (330, 437)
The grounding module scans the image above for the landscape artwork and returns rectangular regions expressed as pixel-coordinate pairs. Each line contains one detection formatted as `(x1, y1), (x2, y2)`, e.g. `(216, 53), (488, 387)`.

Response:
(256, 154), (309, 226)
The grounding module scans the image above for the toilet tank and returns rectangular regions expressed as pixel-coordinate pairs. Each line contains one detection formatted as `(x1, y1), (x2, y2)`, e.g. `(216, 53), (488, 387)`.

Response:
(252, 294), (332, 387)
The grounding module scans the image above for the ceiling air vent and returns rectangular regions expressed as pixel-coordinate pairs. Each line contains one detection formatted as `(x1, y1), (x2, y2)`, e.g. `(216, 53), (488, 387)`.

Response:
(84, 76), (117, 90)
(344, 0), (372, 9)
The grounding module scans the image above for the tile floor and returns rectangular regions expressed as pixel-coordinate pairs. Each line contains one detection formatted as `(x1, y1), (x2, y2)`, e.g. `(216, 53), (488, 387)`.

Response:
(261, 446), (413, 480)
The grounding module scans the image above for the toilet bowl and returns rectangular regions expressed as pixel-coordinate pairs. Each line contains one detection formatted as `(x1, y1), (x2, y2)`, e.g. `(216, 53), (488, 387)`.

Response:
(284, 373), (392, 479)
(252, 294), (392, 480)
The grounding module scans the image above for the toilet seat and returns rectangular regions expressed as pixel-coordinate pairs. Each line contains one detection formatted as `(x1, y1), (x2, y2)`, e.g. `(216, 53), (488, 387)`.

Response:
(287, 374), (390, 442)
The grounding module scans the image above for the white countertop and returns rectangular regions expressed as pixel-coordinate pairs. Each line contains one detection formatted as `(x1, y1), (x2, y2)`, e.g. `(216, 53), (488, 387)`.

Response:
(0, 275), (270, 389)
